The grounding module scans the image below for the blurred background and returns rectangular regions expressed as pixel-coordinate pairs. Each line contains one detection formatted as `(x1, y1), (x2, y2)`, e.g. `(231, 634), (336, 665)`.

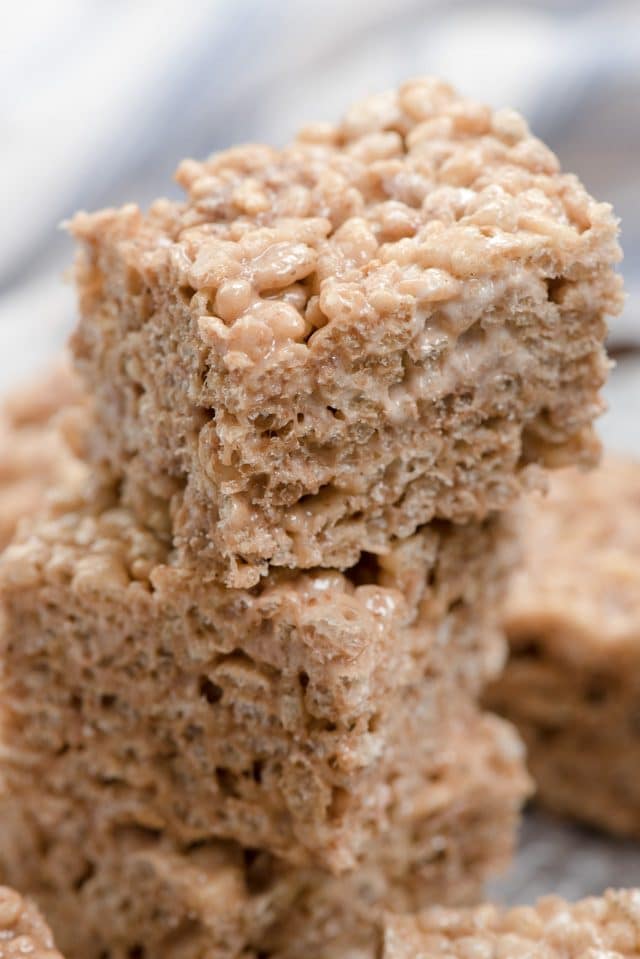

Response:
(1, 0), (639, 894)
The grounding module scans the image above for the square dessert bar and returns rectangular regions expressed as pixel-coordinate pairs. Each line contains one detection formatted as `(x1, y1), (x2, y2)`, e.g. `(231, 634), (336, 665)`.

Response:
(0, 887), (63, 959)
(70, 76), (622, 586)
(0, 714), (528, 959)
(0, 362), (86, 552)
(486, 456), (640, 838)
(381, 889), (640, 959)
(0, 798), (291, 959)
(0, 487), (510, 872)
(261, 714), (529, 959)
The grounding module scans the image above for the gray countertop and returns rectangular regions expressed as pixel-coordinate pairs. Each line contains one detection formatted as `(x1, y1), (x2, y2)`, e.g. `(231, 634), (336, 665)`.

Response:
(491, 808), (640, 902)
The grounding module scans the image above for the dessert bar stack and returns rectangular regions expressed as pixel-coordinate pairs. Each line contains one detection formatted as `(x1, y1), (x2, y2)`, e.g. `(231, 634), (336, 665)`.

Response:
(0, 78), (622, 958)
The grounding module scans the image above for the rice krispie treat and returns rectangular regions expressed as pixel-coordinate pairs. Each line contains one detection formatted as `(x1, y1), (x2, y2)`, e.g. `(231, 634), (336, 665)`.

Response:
(0, 361), (86, 551)
(0, 887), (63, 959)
(486, 456), (640, 837)
(70, 76), (622, 586)
(0, 802), (292, 959)
(0, 486), (511, 872)
(0, 714), (528, 959)
(382, 889), (640, 958)
(262, 714), (529, 959)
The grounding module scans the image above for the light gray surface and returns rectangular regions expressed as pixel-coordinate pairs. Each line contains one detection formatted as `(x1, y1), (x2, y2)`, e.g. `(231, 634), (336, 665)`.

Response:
(491, 809), (640, 902)
(602, 356), (640, 457)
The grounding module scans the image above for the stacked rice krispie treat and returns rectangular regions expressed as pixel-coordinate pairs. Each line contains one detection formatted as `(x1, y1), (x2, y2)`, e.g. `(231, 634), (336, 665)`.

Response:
(0, 77), (622, 958)
(487, 456), (640, 838)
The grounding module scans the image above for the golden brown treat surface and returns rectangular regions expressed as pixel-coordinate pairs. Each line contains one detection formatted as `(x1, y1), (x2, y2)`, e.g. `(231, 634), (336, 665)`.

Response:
(383, 889), (640, 958)
(487, 456), (640, 837)
(505, 456), (640, 660)
(1, 483), (512, 871)
(0, 714), (527, 959)
(0, 886), (62, 959)
(70, 76), (622, 585)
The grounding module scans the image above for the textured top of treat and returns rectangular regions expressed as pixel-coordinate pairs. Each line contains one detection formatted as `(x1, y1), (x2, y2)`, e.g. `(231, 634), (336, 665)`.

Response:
(505, 456), (640, 661)
(71, 76), (621, 370)
(0, 361), (87, 551)
(0, 886), (62, 959)
(383, 889), (640, 958)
